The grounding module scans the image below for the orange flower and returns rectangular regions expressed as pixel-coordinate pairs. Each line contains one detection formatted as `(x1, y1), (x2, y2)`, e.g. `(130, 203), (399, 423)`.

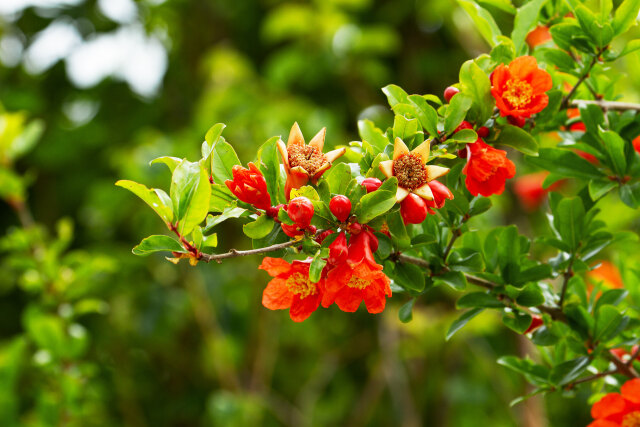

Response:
(378, 137), (450, 203)
(277, 123), (346, 200)
(225, 162), (272, 210)
(259, 257), (324, 322)
(322, 231), (391, 313)
(588, 378), (640, 427)
(567, 108), (587, 132)
(588, 261), (624, 290)
(462, 139), (516, 197)
(526, 25), (552, 48)
(513, 172), (563, 211)
(491, 56), (553, 118)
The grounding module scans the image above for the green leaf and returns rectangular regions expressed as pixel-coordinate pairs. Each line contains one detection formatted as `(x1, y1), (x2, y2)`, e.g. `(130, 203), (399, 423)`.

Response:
(387, 210), (410, 249)
(550, 22), (585, 52)
(553, 197), (585, 251)
(256, 136), (284, 204)
(444, 93), (473, 135)
(407, 95), (439, 138)
(394, 262), (426, 292)
(459, 60), (493, 125)
(594, 289), (628, 312)
(447, 129), (477, 144)
(620, 182), (640, 208)
(588, 179), (617, 201)
(458, 0), (502, 46)
(526, 148), (605, 180)
(170, 160), (211, 235)
(516, 283), (545, 306)
(490, 36), (515, 64)
(446, 308), (484, 340)
(549, 357), (591, 386)
(613, 0), (640, 36)
(457, 292), (504, 308)
(325, 162), (353, 195)
(435, 271), (468, 291)
(498, 356), (550, 383)
(150, 156), (182, 174)
(575, 5), (613, 48)
(598, 129), (627, 176)
(502, 310), (532, 333)
(243, 214), (275, 239)
(204, 123), (226, 155)
(468, 197), (492, 217)
(392, 115), (419, 143)
(594, 305), (625, 342)
(382, 84), (410, 108)
(132, 235), (185, 256)
(309, 251), (327, 283)
(358, 120), (390, 153)
(116, 180), (173, 224)
(494, 125), (538, 156)
(211, 138), (241, 184)
(354, 177), (398, 223)
(204, 206), (246, 231)
(398, 299), (415, 323)
(7, 118), (44, 161)
(511, 0), (547, 54)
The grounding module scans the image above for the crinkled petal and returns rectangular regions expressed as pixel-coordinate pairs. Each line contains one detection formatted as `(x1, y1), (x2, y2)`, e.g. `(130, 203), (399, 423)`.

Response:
(334, 288), (363, 312)
(289, 293), (321, 322)
(262, 278), (293, 310)
(591, 393), (628, 421)
(622, 379), (640, 404)
(259, 257), (292, 277)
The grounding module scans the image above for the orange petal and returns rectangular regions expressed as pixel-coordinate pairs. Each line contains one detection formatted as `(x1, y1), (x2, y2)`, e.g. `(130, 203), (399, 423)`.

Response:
(413, 183), (434, 201)
(289, 293), (321, 322)
(379, 160), (394, 178)
(411, 140), (431, 164)
(277, 138), (290, 172)
(621, 378), (640, 404)
(262, 278), (294, 310)
(396, 186), (410, 202)
(287, 122), (305, 147)
(259, 257), (292, 277)
(591, 393), (627, 420)
(426, 165), (450, 181)
(325, 147), (346, 163)
(393, 138), (409, 160)
(509, 56), (539, 80)
(309, 127), (326, 152)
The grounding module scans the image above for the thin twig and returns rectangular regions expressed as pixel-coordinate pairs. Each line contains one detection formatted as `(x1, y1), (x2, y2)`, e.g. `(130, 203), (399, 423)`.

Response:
(570, 369), (619, 387)
(626, 346), (640, 367)
(561, 52), (601, 109)
(200, 239), (300, 263)
(609, 353), (640, 379)
(559, 256), (575, 308)
(570, 99), (640, 111)
(443, 228), (461, 263)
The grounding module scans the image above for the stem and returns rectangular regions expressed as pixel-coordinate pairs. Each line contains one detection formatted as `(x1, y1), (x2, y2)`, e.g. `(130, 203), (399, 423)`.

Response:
(627, 346), (640, 367)
(200, 240), (300, 263)
(559, 256), (575, 308)
(570, 369), (619, 387)
(609, 353), (640, 379)
(570, 99), (640, 111)
(561, 52), (601, 109)
(443, 228), (461, 263)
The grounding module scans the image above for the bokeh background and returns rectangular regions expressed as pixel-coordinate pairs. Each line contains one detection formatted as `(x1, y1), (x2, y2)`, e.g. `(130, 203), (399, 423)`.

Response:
(2, 0), (640, 425)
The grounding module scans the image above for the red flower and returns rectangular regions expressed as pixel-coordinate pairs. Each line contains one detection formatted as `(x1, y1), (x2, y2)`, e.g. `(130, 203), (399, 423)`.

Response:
(567, 108), (587, 132)
(322, 231), (391, 313)
(514, 172), (563, 211)
(491, 56), (552, 118)
(462, 140), (516, 197)
(225, 162), (271, 210)
(524, 315), (544, 334)
(425, 180), (454, 214)
(588, 378), (640, 427)
(526, 25), (552, 48)
(633, 136), (640, 154)
(259, 257), (323, 322)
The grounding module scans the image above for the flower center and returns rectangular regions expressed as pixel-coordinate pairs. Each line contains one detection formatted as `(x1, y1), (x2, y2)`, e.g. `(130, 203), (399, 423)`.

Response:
(503, 79), (534, 109)
(288, 145), (326, 175)
(285, 272), (317, 299)
(347, 275), (370, 289)
(623, 411), (640, 427)
(393, 154), (427, 190)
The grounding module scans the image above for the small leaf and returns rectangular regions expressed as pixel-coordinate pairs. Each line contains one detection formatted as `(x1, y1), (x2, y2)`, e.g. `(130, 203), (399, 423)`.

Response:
(457, 292), (504, 308)
(358, 120), (390, 153)
(398, 299), (415, 323)
(382, 84), (410, 108)
(549, 357), (591, 386)
(116, 180), (173, 224)
(354, 177), (398, 223)
(394, 263), (426, 292)
(435, 271), (468, 291)
(444, 93), (473, 135)
(211, 138), (241, 184)
(243, 215), (275, 239)
(132, 235), (185, 256)
(458, 0), (502, 46)
(150, 156), (182, 174)
(309, 251), (327, 283)
(446, 308), (484, 340)
(171, 160), (211, 235)
(494, 125), (538, 156)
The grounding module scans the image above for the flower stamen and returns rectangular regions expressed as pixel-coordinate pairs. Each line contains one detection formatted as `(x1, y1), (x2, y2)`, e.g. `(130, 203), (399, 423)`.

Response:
(347, 276), (370, 289)
(285, 272), (317, 298)
(393, 153), (427, 190)
(623, 411), (640, 427)
(288, 145), (326, 175)
(503, 79), (534, 110)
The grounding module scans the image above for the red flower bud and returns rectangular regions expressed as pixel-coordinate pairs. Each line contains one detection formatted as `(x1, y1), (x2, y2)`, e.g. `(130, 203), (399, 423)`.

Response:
(266, 204), (285, 218)
(347, 222), (362, 235)
(306, 225), (317, 235)
(224, 162), (272, 210)
(507, 115), (526, 128)
(281, 223), (303, 238)
(329, 195), (352, 222)
(444, 86), (459, 103)
(361, 177), (383, 193)
(454, 121), (473, 133)
(400, 193), (428, 224)
(328, 232), (348, 265)
(315, 229), (334, 244)
(425, 180), (454, 214)
(477, 126), (490, 138)
(524, 315), (543, 334)
(364, 229), (379, 253)
(287, 197), (314, 228)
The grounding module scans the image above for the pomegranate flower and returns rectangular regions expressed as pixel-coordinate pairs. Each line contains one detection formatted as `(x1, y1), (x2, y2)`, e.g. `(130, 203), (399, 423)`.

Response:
(259, 257), (324, 322)
(463, 139), (516, 197)
(514, 172), (563, 212)
(322, 231), (391, 313)
(491, 56), (552, 118)
(588, 378), (640, 427)
(277, 122), (346, 200)
(225, 162), (271, 210)
(378, 137), (450, 203)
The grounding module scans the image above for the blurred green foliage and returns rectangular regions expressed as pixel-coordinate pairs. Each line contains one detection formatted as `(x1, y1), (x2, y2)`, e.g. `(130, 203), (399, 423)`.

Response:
(1, 0), (639, 425)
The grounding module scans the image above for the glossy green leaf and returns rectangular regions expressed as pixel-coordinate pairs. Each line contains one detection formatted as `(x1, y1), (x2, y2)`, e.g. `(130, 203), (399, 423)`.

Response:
(457, 292), (504, 308)
(494, 125), (538, 156)
(613, 0), (640, 36)
(354, 177), (397, 223)
(132, 235), (185, 256)
(444, 93), (473, 135)
(398, 299), (415, 323)
(526, 148), (605, 180)
(407, 95), (439, 138)
(171, 160), (211, 235)
(358, 120), (390, 153)
(511, 0), (547, 54)
(243, 214), (275, 239)
(458, 0), (502, 46)
(553, 197), (585, 251)
(211, 138), (241, 184)
(459, 59), (493, 125)
(446, 308), (484, 340)
(116, 180), (173, 224)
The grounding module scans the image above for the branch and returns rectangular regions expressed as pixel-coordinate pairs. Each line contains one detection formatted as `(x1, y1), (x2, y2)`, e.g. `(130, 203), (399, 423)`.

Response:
(200, 239), (300, 263)
(569, 369), (619, 387)
(570, 99), (640, 111)
(609, 353), (640, 379)
(627, 346), (640, 367)
(559, 256), (575, 308)
(561, 52), (600, 109)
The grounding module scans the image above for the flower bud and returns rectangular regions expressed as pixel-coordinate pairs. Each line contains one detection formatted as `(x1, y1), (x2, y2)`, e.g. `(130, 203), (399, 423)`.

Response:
(287, 197), (314, 228)
(444, 86), (459, 103)
(315, 229), (334, 244)
(400, 193), (428, 224)
(454, 121), (473, 133)
(224, 163), (271, 210)
(347, 222), (362, 235)
(281, 223), (303, 238)
(361, 177), (382, 193)
(266, 204), (285, 218)
(329, 195), (352, 222)
(328, 232), (348, 265)
(477, 126), (490, 138)
(507, 115), (526, 128)
(524, 315), (543, 334)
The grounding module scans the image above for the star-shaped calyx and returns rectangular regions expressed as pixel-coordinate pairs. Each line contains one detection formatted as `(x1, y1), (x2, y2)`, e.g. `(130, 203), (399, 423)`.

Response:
(277, 122), (346, 200)
(378, 138), (449, 202)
